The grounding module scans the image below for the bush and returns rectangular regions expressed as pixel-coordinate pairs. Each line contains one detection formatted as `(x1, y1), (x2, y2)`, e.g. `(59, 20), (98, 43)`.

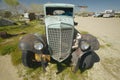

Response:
(0, 38), (3, 43)
(4, 11), (12, 18)
(80, 31), (89, 34)
(29, 13), (36, 21)
(11, 48), (22, 66)
(0, 44), (16, 55)
(0, 42), (22, 66)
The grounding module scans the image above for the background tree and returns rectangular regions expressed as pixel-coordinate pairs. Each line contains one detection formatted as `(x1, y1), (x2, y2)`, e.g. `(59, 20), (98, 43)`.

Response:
(29, 4), (44, 14)
(3, 0), (20, 15)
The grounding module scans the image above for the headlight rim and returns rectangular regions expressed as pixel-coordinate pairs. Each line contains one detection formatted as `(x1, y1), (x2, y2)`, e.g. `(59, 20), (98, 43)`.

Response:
(34, 42), (44, 50)
(80, 40), (90, 52)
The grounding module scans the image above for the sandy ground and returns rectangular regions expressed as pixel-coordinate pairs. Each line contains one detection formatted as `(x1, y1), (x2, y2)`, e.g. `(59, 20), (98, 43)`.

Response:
(75, 16), (120, 80)
(0, 55), (22, 80)
(0, 16), (120, 80)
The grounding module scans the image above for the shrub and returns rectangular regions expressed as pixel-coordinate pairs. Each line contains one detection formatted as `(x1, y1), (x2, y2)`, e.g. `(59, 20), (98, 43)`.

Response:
(80, 31), (89, 34)
(11, 48), (22, 66)
(0, 44), (16, 55)
(4, 11), (12, 18)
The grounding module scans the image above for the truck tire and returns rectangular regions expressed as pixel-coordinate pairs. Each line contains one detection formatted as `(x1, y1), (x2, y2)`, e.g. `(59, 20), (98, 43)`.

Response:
(22, 51), (40, 68)
(80, 52), (94, 69)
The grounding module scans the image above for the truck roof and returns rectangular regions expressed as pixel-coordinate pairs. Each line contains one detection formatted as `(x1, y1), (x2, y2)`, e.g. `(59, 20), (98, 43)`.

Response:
(44, 3), (74, 8)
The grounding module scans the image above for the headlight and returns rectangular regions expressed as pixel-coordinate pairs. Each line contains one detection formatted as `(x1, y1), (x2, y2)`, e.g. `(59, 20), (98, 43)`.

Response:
(80, 40), (90, 51)
(34, 42), (43, 50)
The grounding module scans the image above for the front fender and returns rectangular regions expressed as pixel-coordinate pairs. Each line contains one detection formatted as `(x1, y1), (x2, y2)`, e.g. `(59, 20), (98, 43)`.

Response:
(19, 34), (46, 52)
(81, 34), (100, 50)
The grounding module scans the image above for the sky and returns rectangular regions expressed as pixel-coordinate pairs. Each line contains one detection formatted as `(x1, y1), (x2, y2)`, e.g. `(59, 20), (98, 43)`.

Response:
(0, 0), (120, 12)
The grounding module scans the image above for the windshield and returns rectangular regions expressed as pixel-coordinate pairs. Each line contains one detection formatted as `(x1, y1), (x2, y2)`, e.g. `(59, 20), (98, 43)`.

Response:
(46, 7), (73, 16)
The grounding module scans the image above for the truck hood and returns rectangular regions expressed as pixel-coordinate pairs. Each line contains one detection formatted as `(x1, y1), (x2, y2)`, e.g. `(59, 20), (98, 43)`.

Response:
(45, 16), (74, 27)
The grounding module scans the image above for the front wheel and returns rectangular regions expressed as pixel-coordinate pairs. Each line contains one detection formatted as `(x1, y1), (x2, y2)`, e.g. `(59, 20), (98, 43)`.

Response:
(80, 52), (94, 70)
(22, 51), (41, 68)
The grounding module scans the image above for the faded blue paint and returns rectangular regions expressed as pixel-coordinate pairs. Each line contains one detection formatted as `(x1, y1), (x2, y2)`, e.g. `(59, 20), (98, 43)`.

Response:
(45, 16), (74, 27)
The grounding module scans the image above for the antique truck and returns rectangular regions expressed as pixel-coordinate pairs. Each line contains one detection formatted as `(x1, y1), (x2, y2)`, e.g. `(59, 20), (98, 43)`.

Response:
(19, 3), (100, 72)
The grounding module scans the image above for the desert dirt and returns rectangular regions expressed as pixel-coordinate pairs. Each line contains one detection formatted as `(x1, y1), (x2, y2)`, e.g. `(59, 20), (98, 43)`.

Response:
(75, 16), (120, 80)
(0, 16), (120, 80)
(0, 55), (22, 80)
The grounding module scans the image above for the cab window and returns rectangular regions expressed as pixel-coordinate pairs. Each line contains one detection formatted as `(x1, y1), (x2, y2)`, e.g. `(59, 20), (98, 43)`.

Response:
(46, 7), (73, 16)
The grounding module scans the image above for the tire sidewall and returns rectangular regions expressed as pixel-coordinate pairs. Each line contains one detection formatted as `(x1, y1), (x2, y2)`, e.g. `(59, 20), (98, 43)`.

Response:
(22, 51), (40, 68)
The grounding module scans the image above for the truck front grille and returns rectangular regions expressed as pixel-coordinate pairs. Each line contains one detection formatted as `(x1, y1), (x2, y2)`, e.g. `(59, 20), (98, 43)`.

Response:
(48, 28), (73, 59)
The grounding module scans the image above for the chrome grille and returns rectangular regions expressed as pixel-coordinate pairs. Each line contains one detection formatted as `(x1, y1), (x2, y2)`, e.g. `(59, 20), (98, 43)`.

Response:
(48, 28), (73, 58)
